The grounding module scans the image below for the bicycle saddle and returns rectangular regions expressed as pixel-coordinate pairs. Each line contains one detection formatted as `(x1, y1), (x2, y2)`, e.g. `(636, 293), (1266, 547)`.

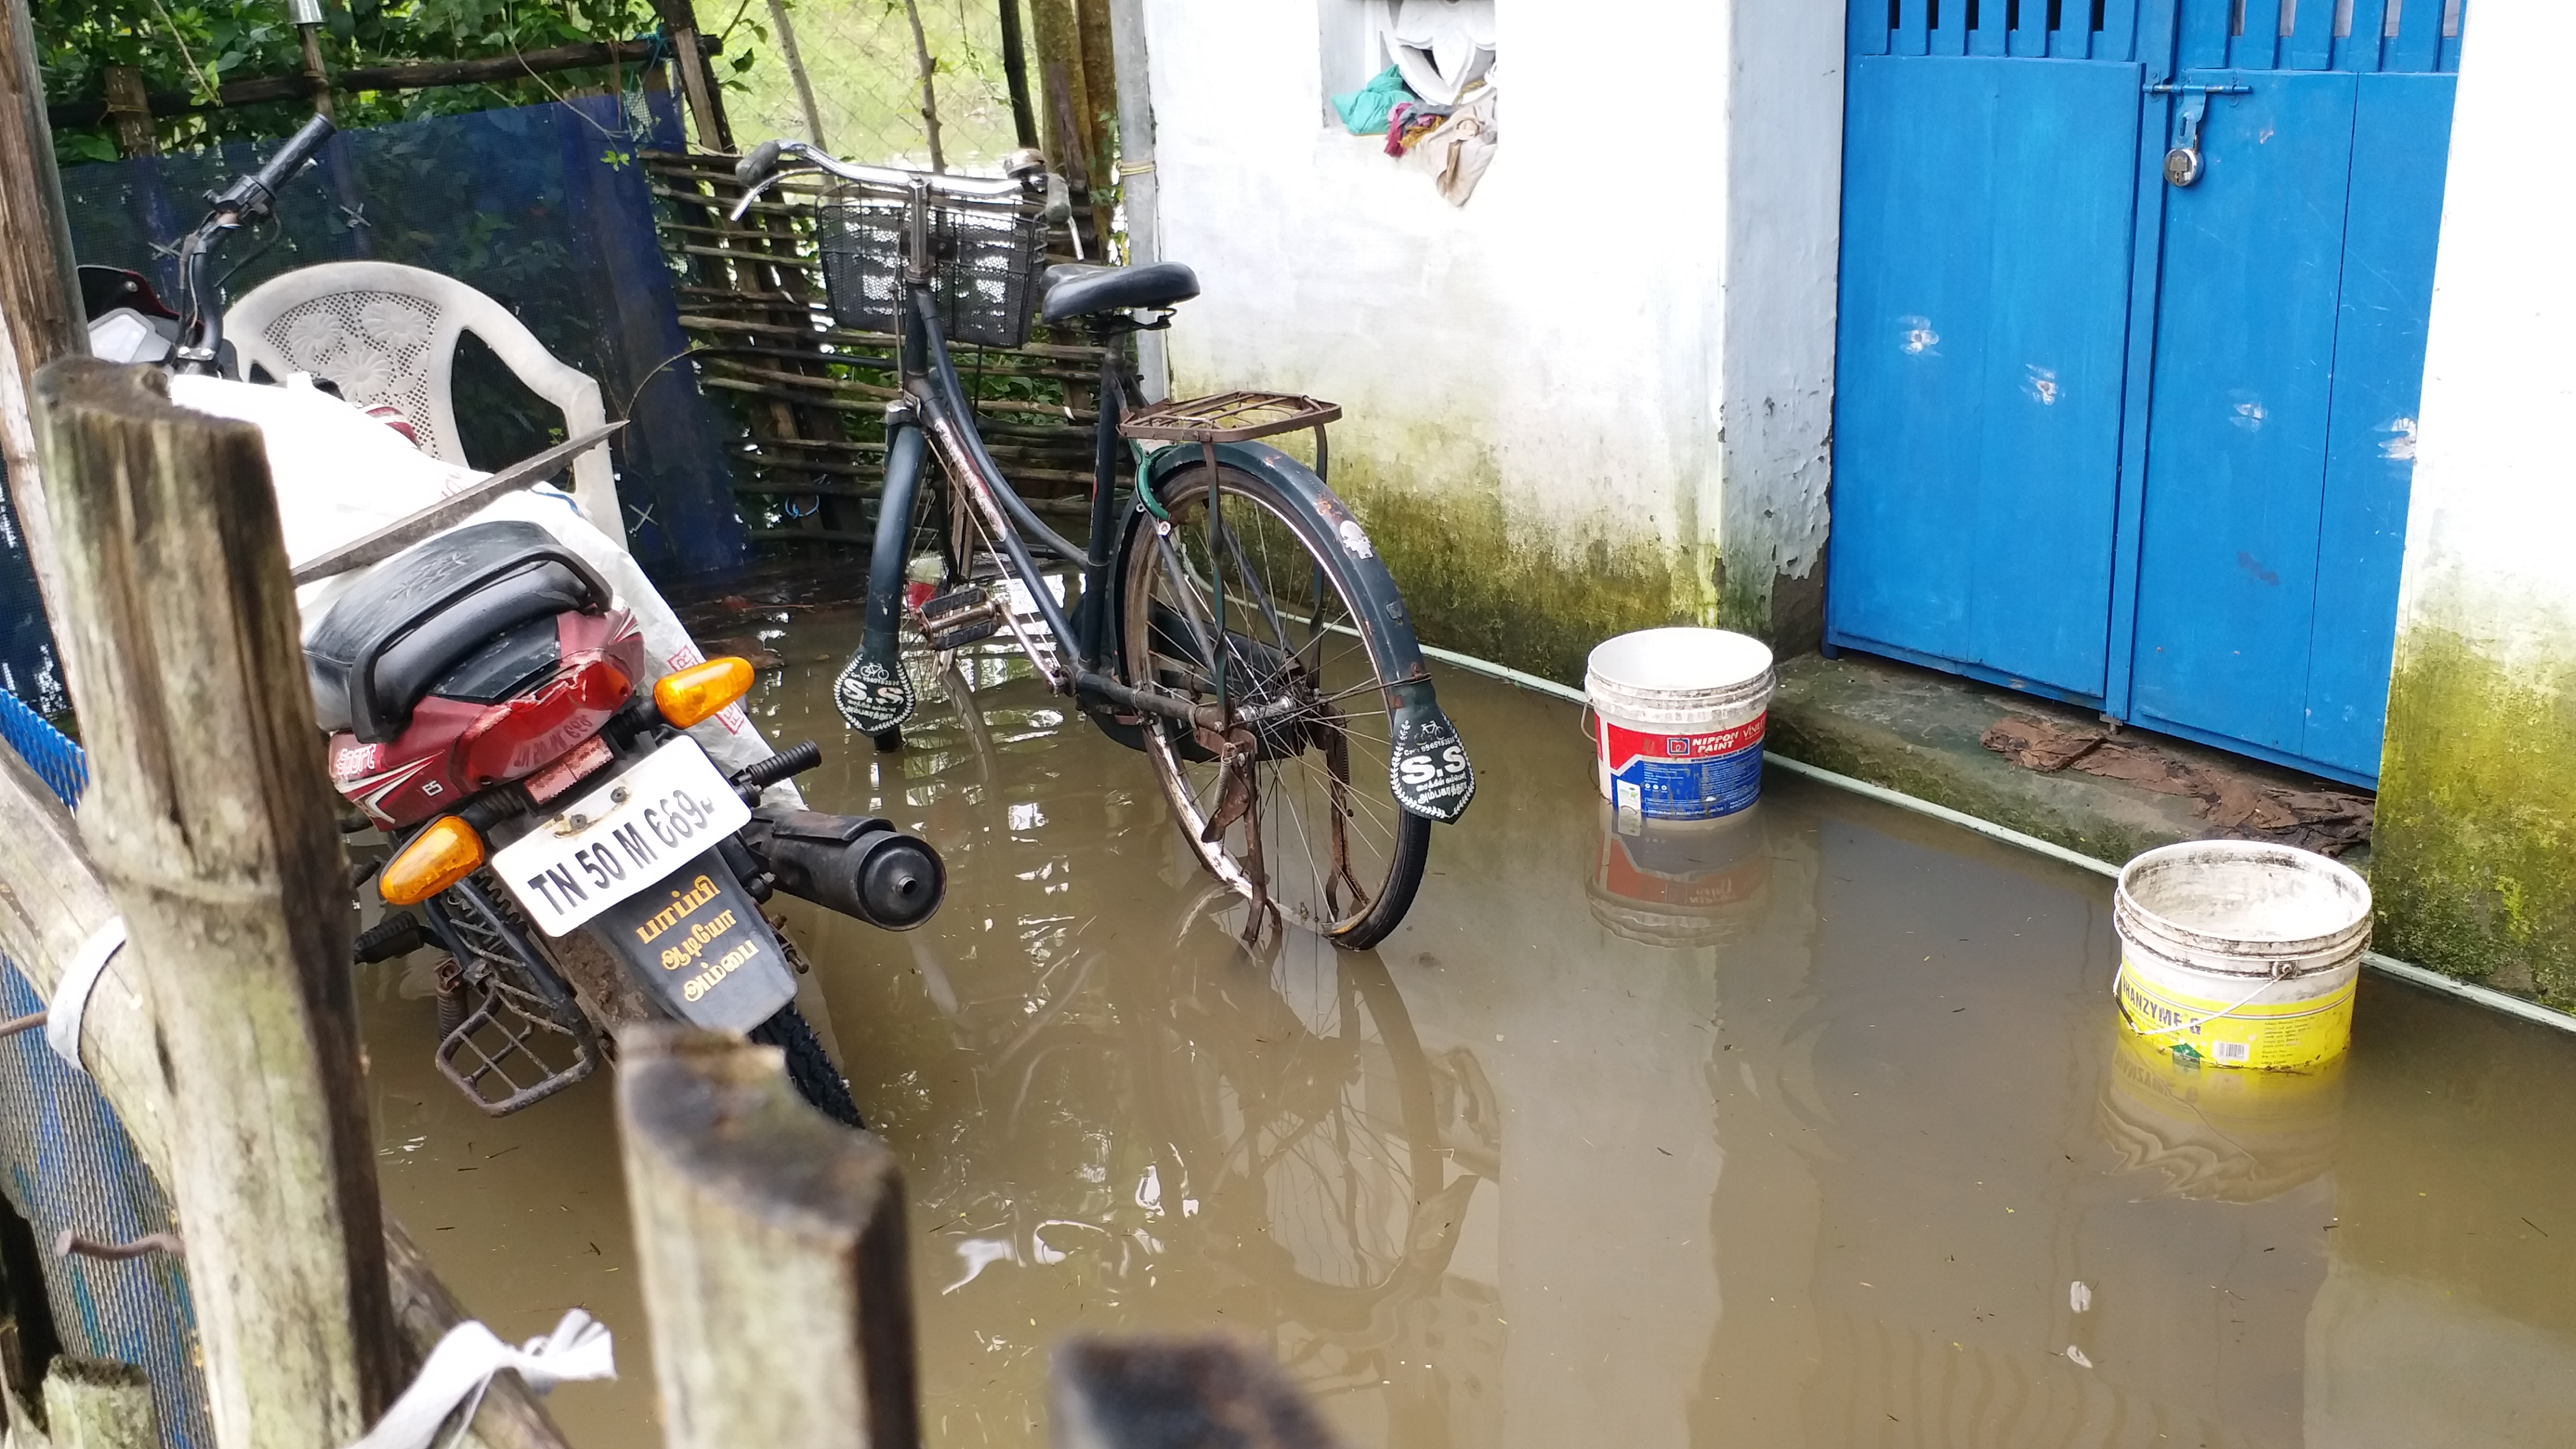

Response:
(1039, 261), (1200, 323)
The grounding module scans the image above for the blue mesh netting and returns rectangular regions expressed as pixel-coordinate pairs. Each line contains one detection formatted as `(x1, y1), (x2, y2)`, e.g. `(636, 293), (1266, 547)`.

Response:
(54, 90), (745, 583)
(0, 469), (66, 718)
(0, 709), (210, 1448)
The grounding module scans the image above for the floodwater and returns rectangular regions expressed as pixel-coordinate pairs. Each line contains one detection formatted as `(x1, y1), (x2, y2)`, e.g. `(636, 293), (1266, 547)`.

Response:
(359, 609), (2576, 1448)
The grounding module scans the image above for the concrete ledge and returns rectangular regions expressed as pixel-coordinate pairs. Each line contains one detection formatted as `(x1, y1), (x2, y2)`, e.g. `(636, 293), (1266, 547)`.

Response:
(1765, 650), (2371, 872)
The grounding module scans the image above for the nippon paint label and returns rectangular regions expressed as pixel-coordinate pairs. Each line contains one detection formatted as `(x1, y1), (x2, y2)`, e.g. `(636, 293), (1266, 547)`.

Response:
(2114, 956), (2358, 1071)
(1596, 714), (1766, 821)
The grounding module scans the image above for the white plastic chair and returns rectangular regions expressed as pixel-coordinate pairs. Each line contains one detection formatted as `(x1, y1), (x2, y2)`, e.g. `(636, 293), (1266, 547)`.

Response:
(228, 261), (622, 538)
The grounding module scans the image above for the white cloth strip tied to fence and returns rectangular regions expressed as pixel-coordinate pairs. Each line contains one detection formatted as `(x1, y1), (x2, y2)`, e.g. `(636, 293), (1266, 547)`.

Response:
(342, 1308), (614, 1449)
(42, 916), (124, 1074)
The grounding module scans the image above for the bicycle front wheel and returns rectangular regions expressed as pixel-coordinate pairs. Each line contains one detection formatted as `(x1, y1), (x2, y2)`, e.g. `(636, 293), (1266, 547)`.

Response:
(1120, 462), (1429, 949)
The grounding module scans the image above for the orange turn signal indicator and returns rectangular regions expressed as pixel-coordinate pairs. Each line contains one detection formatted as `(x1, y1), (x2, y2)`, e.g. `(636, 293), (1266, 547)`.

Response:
(380, 816), (485, 906)
(654, 656), (755, 730)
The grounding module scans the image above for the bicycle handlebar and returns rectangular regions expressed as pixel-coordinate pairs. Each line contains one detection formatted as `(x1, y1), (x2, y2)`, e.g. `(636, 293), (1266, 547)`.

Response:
(727, 138), (1040, 220)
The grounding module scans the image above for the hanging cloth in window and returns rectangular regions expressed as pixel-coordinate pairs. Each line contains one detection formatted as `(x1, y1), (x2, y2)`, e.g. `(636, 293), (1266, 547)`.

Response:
(1404, 84), (1498, 206)
(1333, 65), (1417, 135)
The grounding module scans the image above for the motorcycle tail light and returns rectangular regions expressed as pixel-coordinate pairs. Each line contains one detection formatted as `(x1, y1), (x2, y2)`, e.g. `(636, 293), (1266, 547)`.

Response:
(381, 816), (484, 906)
(654, 656), (754, 730)
(455, 654), (632, 788)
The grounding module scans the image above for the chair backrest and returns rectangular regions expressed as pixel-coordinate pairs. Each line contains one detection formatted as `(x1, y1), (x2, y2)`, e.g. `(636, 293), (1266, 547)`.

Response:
(228, 261), (622, 539)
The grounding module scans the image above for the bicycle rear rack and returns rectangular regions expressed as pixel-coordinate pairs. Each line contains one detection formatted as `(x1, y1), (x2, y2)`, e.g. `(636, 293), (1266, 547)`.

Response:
(1119, 392), (1341, 445)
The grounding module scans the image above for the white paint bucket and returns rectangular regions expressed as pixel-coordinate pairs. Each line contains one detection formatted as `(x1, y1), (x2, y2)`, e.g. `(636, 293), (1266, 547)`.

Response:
(2113, 840), (2373, 1071)
(1587, 628), (1775, 822)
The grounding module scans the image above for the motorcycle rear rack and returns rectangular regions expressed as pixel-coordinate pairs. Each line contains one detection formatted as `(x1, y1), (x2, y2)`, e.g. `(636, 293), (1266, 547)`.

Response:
(423, 877), (601, 1116)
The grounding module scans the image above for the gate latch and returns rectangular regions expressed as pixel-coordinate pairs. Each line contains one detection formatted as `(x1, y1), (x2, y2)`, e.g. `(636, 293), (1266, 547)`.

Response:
(2147, 81), (2251, 188)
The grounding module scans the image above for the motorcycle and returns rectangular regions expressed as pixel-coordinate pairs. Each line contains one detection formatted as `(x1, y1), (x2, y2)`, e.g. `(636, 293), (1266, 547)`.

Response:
(83, 114), (943, 1125)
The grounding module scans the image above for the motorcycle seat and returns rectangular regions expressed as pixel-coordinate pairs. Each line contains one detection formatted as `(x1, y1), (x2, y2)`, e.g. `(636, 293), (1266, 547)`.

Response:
(1038, 261), (1200, 324)
(307, 520), (610, 744)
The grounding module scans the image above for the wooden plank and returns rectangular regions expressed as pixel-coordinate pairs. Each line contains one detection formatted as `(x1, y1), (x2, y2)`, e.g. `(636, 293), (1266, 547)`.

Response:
(44, 37), (700, 128)
(0, 0), (83, 624)
(616, 1026), (921, 1449)
(31, 357), (399, 1449)
(2389, 0), (2439, 70)
(0, 749), (570, 1449)
(290, 424), (621, 584)
(2287, 0), (2336, 67)
(37, 1360), (158, 1449)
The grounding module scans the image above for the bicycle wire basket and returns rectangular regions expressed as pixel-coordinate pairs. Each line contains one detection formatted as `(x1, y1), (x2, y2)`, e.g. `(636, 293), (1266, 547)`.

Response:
(815, 176), (1050, 349)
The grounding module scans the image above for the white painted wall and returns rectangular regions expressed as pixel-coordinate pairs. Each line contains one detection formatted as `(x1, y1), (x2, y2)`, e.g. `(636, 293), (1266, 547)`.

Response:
(1139, 0), (1845, 644)
(2392, 3), (2576, 663)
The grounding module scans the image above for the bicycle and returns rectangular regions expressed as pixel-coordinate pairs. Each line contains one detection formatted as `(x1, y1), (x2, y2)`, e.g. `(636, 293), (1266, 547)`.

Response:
(730, 140), (1477, 950)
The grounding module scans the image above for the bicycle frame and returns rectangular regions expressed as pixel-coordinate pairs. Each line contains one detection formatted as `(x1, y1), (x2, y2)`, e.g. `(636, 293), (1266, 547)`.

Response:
(874, 280), (1238, 735)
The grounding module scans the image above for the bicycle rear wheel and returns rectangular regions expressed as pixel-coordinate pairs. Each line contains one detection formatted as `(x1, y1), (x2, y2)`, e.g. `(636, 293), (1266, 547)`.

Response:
(1120, 463), (1429, 949)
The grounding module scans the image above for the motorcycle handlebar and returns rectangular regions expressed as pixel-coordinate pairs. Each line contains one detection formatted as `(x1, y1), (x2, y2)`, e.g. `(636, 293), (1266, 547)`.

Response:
(212, 112), (337, 219)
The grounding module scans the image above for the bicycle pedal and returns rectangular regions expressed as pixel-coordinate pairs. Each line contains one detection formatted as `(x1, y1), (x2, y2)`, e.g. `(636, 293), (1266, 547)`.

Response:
(917, 586), (988, 622)
(915, 588), (1003, 650)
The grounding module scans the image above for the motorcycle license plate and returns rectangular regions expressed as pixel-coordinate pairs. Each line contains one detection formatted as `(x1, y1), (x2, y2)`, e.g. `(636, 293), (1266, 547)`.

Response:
(491, 738), (751, 936)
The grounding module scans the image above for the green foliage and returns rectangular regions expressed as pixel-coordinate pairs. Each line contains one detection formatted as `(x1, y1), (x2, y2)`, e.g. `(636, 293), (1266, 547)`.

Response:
(35, 0), (666, 161)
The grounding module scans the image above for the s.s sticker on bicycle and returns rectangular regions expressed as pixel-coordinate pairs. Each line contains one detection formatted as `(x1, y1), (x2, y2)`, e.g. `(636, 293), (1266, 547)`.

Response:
(1389, 686), (1475, 823)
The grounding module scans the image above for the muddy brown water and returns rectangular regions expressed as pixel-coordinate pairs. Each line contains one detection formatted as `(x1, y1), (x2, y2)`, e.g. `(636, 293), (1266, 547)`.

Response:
(360, 612), (2576, 1448)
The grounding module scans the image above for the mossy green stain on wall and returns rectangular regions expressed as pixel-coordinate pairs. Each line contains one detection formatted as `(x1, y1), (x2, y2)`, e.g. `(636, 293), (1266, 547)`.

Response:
(2374, 624), (2576, 1008)
(1335, 467), (1704, 685)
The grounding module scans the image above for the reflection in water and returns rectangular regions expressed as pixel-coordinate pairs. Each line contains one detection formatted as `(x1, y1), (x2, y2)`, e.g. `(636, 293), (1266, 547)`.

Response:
(357, 607), (2576, 1449)
(1588, 802), (1772, 949)
(2097, 1027), (2347, 1203)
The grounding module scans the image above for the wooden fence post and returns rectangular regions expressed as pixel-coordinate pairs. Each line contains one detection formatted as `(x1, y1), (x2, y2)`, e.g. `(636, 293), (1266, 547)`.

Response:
(37, 1360), (160, 1449)
(100, 66), (157, 157)
(652, 0), (735, 152)
(29, 359), (397, 1448)
(0, 742), (575, 1449)
(616, 1025), (920, 1449)
(0, 0), (87, 624)
(1104, 0), (1163, 399)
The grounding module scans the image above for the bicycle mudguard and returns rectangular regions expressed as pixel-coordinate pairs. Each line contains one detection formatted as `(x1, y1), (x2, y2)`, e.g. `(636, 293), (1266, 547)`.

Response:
(1138, 441), (1476, 824)
(832, 417), (930, 736)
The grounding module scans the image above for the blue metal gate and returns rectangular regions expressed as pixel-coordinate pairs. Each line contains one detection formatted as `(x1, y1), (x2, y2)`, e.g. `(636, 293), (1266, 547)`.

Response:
(1827, 0), (2464, 787)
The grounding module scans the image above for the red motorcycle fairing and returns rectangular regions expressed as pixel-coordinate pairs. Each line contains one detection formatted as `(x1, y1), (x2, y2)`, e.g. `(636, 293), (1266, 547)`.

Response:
(334, 608), (648, 828)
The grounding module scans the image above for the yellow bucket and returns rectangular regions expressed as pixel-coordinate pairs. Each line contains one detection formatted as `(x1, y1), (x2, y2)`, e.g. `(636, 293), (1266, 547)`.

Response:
(2112, 840), (2372, 1071)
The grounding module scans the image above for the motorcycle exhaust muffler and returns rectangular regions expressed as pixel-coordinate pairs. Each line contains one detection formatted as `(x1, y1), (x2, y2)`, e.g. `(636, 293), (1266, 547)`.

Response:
(746, 807), (945, 930)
